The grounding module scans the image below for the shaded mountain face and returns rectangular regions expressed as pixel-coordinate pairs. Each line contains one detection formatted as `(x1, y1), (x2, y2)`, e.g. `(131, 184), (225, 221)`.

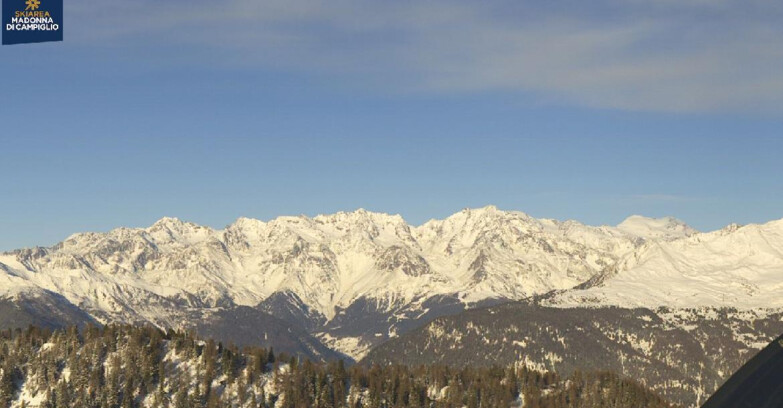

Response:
(0, 288), (97, 330)
(188, 305), (346, 362)
(361, 303), (783, 408)
(0, 288), (345, 362)
(316, 293), (508, 359)
(701, 332), (783, 408)
(257, 290), (327, 333)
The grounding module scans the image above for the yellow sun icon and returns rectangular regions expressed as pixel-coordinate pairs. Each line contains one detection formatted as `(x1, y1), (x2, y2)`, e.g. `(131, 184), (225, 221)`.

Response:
(25, 0), (41, 11)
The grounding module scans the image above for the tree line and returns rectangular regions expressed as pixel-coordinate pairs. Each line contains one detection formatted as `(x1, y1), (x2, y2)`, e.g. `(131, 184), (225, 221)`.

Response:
(0, 325), (678, 407)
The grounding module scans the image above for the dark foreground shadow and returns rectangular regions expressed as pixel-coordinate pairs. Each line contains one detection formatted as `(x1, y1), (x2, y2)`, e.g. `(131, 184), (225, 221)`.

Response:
(702, 332), (783, 408)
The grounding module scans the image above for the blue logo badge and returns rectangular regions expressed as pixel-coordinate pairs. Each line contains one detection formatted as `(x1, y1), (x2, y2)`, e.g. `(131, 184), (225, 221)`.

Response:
(2, 0), (62, 45)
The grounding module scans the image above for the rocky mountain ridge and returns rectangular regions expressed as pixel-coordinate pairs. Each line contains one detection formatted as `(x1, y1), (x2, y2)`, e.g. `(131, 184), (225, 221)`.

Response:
(1, 206), (782, 362)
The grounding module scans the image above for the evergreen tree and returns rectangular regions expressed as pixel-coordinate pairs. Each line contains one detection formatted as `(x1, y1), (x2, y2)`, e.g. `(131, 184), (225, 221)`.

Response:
(0, 325), (681, 408)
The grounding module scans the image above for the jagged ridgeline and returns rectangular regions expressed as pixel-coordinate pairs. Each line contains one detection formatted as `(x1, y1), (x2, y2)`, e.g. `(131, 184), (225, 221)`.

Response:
(3, 208), (783, 406)
(0, 325), (678, 408)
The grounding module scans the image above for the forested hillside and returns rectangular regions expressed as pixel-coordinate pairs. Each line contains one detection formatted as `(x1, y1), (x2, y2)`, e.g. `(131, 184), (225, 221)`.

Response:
(363, 303), (783, 407)
(0, 325), (677, 408)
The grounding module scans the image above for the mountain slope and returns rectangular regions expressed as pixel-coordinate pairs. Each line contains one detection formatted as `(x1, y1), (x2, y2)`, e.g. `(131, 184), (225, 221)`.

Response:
(0, 288), (97, 331)
(702, 331), (783, 408)
(0, 324), (679, 408)
(551, 219), (783, 309)
(361, 302), (783, 407)
(188, 305), (346, 361)
(2, 206), (783, 363)
(0, 206), (656, 357)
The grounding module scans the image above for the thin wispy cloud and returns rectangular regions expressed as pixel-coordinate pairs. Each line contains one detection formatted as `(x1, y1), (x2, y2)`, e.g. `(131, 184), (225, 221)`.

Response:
(64, 0), (783, 114)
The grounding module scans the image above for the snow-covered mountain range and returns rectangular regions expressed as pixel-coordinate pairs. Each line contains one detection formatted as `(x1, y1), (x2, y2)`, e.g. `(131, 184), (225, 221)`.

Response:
(550, 218), (783, 309)
(1, 206), (782, 360)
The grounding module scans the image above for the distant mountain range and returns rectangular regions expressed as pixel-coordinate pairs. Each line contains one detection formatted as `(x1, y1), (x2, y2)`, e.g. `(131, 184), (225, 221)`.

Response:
(2, 206), (782, 406)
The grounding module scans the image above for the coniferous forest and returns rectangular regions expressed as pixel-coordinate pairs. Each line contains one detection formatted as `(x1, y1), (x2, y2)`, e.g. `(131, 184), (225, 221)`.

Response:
(0, 325), (678, 408)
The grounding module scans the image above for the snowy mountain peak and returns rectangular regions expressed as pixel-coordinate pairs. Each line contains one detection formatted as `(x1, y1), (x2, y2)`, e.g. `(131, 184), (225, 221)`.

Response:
(438, 205), (533, 227)
(230, 216), (266, 230)
(149, 216), (200, 233)
(147, 216), (214, 245)
(314, 208), (404, 224)
(552, 214), (783, 310)
(616, 215), (697, 241)
(152, 216), (184, 226)
(465, 204), (499, 213)
(5, 205), (783, 360)
(719, 222), (742, 234)
(455, 205), (529, 220)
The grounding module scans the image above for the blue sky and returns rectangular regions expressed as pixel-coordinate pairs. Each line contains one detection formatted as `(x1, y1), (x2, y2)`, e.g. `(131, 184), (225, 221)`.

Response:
(1, 0), (782, 250)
